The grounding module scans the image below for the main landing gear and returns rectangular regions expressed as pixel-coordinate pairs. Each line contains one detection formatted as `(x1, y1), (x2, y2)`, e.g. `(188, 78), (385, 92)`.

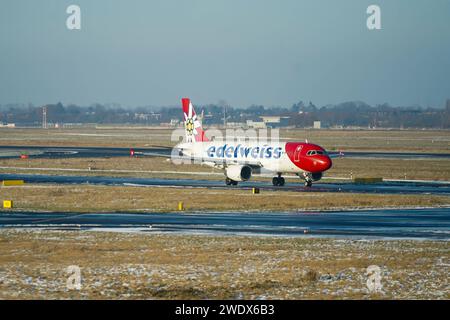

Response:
(272, 174), (285, 186)
(225, 177), (238, 186)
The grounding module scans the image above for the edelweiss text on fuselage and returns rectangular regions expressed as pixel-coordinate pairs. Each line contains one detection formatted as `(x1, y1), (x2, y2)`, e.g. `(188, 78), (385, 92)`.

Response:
(206, 144), (283, 159)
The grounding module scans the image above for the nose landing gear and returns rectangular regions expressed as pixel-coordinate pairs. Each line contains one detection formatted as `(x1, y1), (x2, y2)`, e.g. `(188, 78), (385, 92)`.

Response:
(300, 172), (313, 187)
(272, 174), (285, 186)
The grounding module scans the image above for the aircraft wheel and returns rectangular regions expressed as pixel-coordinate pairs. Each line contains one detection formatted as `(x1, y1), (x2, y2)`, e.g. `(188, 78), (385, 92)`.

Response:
(225, 178), (233, 186)
(305, 180), (312, 187)
(273, 176), (285, 186)
(232, 180), (238, 186)
(272, 177), (280, 186)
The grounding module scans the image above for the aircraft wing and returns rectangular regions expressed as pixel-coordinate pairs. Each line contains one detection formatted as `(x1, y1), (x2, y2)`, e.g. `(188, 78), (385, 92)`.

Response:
(142, 152), (263, 168)
(328, 151), (344, 158)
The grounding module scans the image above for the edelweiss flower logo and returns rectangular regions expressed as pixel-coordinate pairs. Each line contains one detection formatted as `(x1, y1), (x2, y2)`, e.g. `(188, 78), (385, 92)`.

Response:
(185, 118), (195, 135)
(183, 101), (201, 137)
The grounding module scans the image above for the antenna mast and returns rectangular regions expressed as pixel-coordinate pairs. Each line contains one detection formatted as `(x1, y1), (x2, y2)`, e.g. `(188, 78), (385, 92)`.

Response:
(42, 106), (48, 129)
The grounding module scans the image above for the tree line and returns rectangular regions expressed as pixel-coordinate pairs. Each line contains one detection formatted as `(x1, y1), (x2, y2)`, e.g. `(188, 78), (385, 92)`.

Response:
(0, 100), (449, 129)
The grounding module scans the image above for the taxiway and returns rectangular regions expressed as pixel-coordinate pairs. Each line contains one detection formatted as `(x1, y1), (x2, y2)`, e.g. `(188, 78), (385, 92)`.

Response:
(1, 208), (448, 239)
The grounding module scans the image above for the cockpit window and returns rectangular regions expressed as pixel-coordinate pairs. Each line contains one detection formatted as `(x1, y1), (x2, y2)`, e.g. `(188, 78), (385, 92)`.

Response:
(307, 150), (326, 156)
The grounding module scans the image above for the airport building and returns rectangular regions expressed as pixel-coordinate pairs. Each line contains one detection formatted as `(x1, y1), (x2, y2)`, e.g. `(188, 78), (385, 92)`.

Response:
(0, 123), (15, 128)
(247, 116), (290, 128)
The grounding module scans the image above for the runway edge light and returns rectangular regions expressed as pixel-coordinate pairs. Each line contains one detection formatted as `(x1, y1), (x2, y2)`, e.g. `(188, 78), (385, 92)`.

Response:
(3, 200), (13, 209)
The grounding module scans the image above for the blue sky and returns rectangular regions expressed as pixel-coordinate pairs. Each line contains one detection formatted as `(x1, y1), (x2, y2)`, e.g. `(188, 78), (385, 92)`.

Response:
(1, 0), (449, 107)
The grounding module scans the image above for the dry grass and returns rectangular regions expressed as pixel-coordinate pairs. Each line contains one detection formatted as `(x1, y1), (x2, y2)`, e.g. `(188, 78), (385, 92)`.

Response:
(0, 156), (211, 174)
(0, 184), (449, 212)
(1, 127), (449, 181)
(0, 127), (172, 148)
(0, 230), (448, 299)
(2, 154), (450, 181)
(282, 128), (450, 153)
(1, 127), (449, 152)
(328, 158), (450, 181)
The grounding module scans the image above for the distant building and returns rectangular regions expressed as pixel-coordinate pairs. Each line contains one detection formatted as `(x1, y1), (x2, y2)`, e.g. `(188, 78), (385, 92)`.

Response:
(0, 123), (15, 128)
(134, 112), (161, 121)
(170, 119), (181, 127)
(226, 122), (247, 128)
(313, 121), (321, 129)
(259, 116), (290, 128)
(246, 120), (266, 129)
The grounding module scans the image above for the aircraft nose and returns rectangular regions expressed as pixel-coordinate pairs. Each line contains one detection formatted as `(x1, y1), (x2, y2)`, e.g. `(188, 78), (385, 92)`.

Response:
(314, 156), (332, 172)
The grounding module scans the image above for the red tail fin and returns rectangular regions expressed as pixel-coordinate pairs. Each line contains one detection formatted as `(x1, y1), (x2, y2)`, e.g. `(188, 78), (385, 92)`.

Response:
(182, 98), (209, 143)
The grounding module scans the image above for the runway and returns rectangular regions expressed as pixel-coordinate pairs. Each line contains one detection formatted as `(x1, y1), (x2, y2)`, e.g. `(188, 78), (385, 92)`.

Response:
(0, 145), (449, 159)
(1, 208), (449, 239)
(0, 145), (170, 159)
(1, 173), (449, 196)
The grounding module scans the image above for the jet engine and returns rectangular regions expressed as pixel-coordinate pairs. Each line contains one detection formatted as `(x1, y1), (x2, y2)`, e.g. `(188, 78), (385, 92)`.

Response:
(311, 172), (323, 181)
(225, 165), (252, 182)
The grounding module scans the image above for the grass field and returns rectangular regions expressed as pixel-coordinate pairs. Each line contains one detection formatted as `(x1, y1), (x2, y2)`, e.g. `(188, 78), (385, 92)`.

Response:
(1, 127), (449, 183)
(1, 184), (449, 212)
(1, 155), (450, 181)
(0, 230), (448, 299)
(0, 127), (449, 300)
(1, 127), (449, 153)
(284, 128), (450, 153)
(1, 127), (449, 212)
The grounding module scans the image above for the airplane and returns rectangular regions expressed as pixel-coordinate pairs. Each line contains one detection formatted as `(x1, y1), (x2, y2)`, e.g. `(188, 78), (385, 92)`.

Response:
(170, 98), (334, 187)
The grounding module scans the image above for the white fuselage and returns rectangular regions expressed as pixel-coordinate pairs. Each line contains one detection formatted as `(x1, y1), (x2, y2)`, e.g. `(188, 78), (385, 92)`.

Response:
(177, 141), (301, 174)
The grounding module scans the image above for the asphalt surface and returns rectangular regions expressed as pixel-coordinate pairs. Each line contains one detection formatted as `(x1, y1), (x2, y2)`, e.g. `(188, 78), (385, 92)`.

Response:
(0, 146), (170, 159)
(0, 145), (449, 159)
(1, 208), (449, 239)
(1, 146), (449, 240)
(1, 173), (449, 196)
